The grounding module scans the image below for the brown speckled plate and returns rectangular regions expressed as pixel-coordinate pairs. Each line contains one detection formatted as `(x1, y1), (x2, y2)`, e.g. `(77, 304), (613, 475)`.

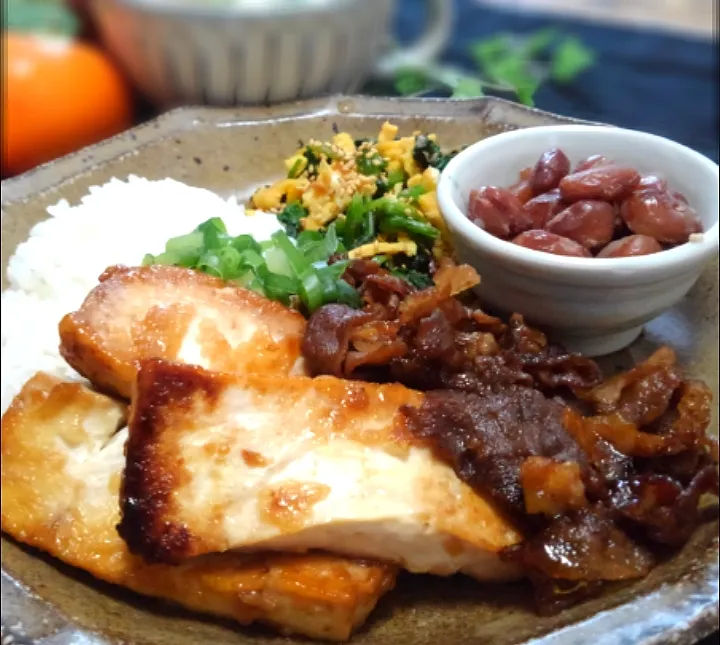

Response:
(1, 96), (718, 645)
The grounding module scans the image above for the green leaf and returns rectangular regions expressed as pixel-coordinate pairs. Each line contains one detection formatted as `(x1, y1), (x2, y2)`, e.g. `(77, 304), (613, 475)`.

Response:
(482, 55), (530, 90)
(523, 27), (560, 57)
(551, 37), (596, 83)
(470, 35), (514, 67)
(356, 151), (388, 176)
(515, 85), (537, 107)
(394, 70), (430, 96)
(390, 267), (434, 290)
(451, 77), (485, 99)
(277, 201), (308, 238)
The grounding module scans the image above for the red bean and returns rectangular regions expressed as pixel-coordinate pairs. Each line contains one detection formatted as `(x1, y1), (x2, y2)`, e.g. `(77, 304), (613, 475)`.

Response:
(522, 189), (565, 229)
(530, 148), (571, 195)
(670, 190), (690, 205)
(574, 154), (613, 173)
(597, 235), (664, 258)
(468, 193), (510, 238)
(467, 186), (533, 238)
(559, 165), (641, 202)
(518, 166), (533, 181)
(508, 179), (534, 205)
(637, 174), (668, 193)
(546, 200), (616, 249)
(620, 190), (703, 244)
(513, 230), (592, 257)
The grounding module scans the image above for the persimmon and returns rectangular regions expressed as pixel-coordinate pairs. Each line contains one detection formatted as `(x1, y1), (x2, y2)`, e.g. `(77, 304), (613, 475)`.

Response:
(2, 31), (134, 177)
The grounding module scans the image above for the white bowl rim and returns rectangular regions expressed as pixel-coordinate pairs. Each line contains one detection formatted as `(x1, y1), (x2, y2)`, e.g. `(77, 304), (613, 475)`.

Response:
(437, 124), (720, 278)
(113, 0), (359, 19)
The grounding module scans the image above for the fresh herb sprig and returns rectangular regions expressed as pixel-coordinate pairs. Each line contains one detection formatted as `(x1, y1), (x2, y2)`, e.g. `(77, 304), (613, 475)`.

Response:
(394, 28), (595, 106)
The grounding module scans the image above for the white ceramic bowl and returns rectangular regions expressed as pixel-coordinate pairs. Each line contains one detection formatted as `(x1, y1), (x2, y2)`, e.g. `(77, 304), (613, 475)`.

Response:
(88, 0), (451, 107)
(436, 125), (719, 356)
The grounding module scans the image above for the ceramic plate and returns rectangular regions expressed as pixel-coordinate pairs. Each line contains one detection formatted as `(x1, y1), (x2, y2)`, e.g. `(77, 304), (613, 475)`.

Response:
(1, 96), (718, 645)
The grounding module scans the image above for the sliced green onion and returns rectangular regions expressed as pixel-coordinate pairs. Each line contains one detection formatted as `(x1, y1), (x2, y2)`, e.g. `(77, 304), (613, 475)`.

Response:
(218, 246), (243, 278)
(299, 269), (324, 312)
(166, 231), (203, 253)
(196, 217), (228, 249)
(335, 279), (363, 308)
(231, 235), (262, 254)
(399, 185), (428, 201)
(380, 213), (439, 240)
(265, 246), (295, 278)
(287, 158), (304, 178)
(344, 194), (367, 244)
(296, 230), (324, 248)
(196, 251), (223, 277)
(318, 260), (350, 282)
(387, 168), (407, 188)
(271, 231), (309, 276)
(257, 265), (299, 306)
(232, 269), (257, 288)
(334, 217), (346, 234)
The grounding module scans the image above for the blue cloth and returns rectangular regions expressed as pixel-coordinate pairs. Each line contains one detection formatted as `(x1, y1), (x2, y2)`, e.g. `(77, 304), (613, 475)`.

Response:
(390, 0), (719, 162)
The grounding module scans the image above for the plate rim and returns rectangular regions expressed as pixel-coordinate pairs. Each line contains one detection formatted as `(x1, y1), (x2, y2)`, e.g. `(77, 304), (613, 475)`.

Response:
(1, 94), (599, 206)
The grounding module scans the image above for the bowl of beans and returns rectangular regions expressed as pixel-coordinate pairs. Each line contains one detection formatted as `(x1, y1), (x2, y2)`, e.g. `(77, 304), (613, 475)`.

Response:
(436, 125), (719, 356)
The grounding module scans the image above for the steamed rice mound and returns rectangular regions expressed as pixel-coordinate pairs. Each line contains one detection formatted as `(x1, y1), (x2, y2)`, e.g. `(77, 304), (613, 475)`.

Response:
(1, 176), (282, 412)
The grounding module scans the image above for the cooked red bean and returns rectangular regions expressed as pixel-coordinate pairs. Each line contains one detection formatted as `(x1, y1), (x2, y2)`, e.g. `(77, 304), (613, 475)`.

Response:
(530, 148), (571, 195)
(559, 165), (641, 202)
(597, 235), (664, 258)
(620, 190), (703, 244)
(670, 190), (690, 205)
(574, 154), (613, 173)
(468, 192), (511, 238)
(513, 230), (592, 257)
(637, 174), (668, 193)
(468, 186), (533, 238)
(518, 166), (534, 181)
(522, 189), (565, 229)
(509, 179), (534, 205)
(546, 200), (616, 249)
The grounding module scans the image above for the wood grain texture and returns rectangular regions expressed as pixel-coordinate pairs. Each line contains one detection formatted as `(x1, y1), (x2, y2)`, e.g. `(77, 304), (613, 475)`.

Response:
(477, 0), (715, 37)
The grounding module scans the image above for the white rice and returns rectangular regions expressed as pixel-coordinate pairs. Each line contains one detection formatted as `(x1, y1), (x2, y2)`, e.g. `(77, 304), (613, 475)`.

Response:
(1, 175), (283, 413)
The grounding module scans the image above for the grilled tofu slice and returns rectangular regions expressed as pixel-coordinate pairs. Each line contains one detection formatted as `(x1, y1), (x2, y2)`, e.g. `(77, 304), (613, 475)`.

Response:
(120, 360), (522, 580)
(58, 265), (307, 399)
(1, 373), (397, 641)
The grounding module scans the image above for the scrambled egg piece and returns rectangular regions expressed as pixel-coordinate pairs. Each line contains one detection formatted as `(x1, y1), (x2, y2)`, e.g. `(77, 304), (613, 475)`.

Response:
(348, 236), (418, 260)
(376, 129), (421, 177)
(251, 178), (309, 211)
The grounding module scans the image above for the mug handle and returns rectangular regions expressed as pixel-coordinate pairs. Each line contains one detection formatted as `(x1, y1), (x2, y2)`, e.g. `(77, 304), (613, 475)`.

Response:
(373, 0), (454, 79)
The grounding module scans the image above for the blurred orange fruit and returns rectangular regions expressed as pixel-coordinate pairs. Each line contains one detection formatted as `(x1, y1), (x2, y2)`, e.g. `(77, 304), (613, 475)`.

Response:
(2, 31), (134, 177)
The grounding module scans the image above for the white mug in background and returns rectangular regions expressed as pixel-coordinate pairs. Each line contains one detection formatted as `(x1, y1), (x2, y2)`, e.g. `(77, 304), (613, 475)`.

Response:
(88, 0), (453, 107)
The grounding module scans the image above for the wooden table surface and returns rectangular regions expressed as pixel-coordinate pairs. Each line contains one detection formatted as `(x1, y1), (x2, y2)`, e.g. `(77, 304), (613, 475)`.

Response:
(478, 0), (715, 37)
